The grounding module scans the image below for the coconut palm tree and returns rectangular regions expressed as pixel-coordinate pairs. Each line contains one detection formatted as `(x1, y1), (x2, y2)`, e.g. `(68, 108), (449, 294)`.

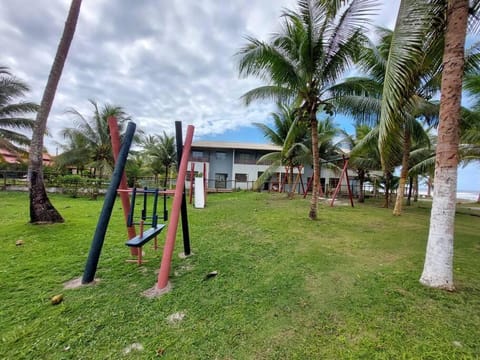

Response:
(237, 0), (377, 220)
(379, 0), (475, 289)
(460, 74), (480, 201)
(333, 26), (441, 214)
(343, 125), (377, 202)
(0, 67), (38, 155)
(56, 100), (131, 178)
(420, 0), (471, 290)
(254, 103), (309, 196)
(142, 132), (176, 188)
(28, 0), (82, 223)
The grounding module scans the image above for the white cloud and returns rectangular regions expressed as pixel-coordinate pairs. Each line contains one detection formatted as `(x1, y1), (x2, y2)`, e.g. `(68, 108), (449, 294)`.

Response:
(0, 0), (398, 152)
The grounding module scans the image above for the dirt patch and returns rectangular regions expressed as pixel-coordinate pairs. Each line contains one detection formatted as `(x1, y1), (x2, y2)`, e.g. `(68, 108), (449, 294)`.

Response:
(63, 276), (101, 289)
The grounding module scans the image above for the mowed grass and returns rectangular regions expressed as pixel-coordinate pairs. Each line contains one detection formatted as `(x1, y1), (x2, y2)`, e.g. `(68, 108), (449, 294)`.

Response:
(0, 191), (479, 359)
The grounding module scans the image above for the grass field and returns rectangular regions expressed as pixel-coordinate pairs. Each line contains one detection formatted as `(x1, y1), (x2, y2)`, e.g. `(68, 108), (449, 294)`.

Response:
(1, 191), (479, 359)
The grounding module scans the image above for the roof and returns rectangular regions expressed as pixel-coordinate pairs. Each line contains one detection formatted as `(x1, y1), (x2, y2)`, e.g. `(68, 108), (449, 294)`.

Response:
(0, 148), (53, 165)
(191, 141), (282, 152)
(0, 148), (21, 164)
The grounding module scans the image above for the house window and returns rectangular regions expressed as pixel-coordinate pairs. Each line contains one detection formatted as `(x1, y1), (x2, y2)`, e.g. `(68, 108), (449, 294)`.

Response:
(216, 151), (227, 160)
(235, 152), (256, 164)
(191, 150), (205, 162)
(235, 173), (247, 182)
(329, 178), (339, 190)
(187, 171), (200, 180)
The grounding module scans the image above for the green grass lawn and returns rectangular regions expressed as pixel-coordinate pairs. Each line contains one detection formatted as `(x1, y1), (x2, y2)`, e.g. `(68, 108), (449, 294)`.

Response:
(1, 191), (479, 359)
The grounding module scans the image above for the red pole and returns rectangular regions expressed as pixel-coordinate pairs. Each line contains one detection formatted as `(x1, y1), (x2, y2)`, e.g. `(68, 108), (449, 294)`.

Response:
(343, 157), (354, 208)
(157, 125), (195, 290)
(303, 176), (313, 198)
(203, 162), (207, 205)
(330, 158), (349, 207)
(108, 117), (138, 256)
(189, 162), (195, 204)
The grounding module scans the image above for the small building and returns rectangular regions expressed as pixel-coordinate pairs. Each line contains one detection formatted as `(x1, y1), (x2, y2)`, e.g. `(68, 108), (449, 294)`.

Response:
(188, 141), (357, 195)
(0, 148), (53, 166)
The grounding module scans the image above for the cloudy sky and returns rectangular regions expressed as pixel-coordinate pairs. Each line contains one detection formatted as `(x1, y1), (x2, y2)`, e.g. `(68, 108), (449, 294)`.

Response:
(2, 1), (478, 191)
(1, 0), (398, 146)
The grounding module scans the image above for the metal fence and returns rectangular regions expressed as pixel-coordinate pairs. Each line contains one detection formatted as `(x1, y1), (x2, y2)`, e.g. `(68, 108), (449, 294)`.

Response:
(1, 171), (381, 199)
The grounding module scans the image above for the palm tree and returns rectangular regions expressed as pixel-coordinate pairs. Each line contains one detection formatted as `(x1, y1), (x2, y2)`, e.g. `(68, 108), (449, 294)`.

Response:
(28, 0), (82, 223)
(0, 67), (38, 155)
(420, 0), (470, 290)
(333, 26), (440, 214)
(237, 0), (377, 220)
(379, 0), (472, 289)
(460, 75), (480, 201)
(343, 125), (377, 203)
(56, 100), (131, 178)
(254, 103), (309, 196)
(142, 132), (176, 188)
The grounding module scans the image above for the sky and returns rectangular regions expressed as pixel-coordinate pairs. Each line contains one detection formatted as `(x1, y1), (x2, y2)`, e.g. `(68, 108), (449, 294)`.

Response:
(1, 0), (478, 191)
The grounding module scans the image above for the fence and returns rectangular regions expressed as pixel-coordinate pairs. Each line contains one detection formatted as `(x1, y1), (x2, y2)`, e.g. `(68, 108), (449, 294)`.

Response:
(1, 171), (384, 200)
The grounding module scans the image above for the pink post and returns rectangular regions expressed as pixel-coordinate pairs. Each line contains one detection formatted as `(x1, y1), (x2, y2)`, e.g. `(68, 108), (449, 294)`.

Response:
(156, 125), (195, 290)
(108, 117), (138, 256)
(203, 162), (207, 205)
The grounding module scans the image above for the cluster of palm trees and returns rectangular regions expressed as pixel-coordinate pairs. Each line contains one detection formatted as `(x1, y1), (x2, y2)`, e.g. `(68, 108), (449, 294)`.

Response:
(237, 0), (480, 289)
(0, 74), (177, 187)
(54, 101), (177, 187)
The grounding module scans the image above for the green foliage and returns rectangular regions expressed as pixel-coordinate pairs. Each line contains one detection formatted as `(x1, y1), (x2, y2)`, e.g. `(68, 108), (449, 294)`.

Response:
(0, 66), (38, 153)
(60, 174), (84, 198)
(55, 100), (132, 177)
(1, 191), (479, 359)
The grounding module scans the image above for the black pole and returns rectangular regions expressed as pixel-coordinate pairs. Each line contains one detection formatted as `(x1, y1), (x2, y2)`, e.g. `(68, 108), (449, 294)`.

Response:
(82, 122), (136, 284)
(175, 121), (191, 255)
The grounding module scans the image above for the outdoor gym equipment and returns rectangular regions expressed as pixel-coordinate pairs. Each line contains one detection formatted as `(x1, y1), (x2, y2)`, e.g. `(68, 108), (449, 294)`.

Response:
(82, 121), (136, 284)
(124, 187), (167, 264)
(81, 118), (195, 294)
(329, 155), (354, 208)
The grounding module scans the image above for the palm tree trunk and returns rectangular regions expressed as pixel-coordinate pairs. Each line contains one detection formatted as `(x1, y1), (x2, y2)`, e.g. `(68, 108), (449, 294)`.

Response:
(358, 169), (365, 203)
(309, 114), (320, 220)
(393, 127), (411, 215)
(406, 176), (413, 206)
(414, 175), (419, 202)
(420, 0), (468, 290)
(28, 0), (82, 223)
(383, 170), (391, 208)
(164, 166), (169, 189)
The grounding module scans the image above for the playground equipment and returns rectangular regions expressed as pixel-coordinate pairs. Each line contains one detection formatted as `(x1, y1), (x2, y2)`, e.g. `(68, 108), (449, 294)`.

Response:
(330, 155), (354, 207)
(189, 162), (207, 208)
(82, 118), (195, 294)
(124, 187), (167, 264)
(82, 121), (136, 284)
(301, 156), (354, 207)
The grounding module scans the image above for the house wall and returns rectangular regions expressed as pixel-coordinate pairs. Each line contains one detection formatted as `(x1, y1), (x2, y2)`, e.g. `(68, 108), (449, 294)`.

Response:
(189, 143), (360, 196)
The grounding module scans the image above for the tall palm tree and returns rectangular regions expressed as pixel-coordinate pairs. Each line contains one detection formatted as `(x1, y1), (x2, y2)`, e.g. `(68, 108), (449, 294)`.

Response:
(28, 0), (82, 223)
(142, 132), (176, 188)
(333, 26), (440, 214)
(0, 67), (38, 155)
(254, 103), (309, 196)
(237, 0), (377, 220)
(343, 124), (377, 203)
(380, 0), (473, 289)
(56, 100), (131, 178)
(420, 0), (470, 290)
(459, 76), (480, 201)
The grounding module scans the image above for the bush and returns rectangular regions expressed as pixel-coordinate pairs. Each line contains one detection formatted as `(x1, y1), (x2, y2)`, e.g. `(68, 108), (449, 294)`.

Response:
(61, 174), (84, 197)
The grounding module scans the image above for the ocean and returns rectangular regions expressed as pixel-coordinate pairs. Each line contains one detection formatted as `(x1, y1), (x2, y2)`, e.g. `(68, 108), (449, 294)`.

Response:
(418, 189), (479, 202)
(456, 191), (479, 202)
